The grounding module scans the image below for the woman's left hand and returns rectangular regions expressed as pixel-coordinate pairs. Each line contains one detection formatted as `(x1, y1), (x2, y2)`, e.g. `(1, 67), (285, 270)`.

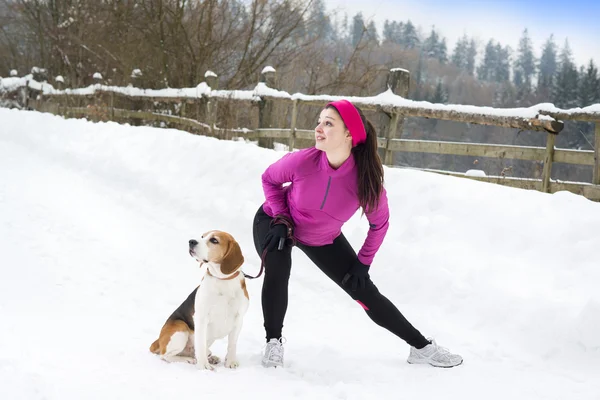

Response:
(342, 259), (371, 291)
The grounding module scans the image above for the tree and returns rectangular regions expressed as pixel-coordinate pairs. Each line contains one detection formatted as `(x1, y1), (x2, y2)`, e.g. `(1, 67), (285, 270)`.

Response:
(402, 20), (419, 49)
(578, 59), (600, 107)
(466, 39), (477, 76)
(513, 29), (536, 100)
(430, 80), (448, 103)
(553, 40), (579, 108)
(477, 40), (497, 82)
(351, 12), (365, 47)
(451, 35), (468, 70)
(366, 20), (379, 45)
(537, 35), (558, 99)
(307, 0), (334, 40)
(423, 28), (439, 58)
(495, 44), (511, 83)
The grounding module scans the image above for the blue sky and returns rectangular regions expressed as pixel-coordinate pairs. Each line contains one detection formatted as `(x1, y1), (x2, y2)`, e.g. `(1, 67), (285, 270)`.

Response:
(325, 0), (600, 67)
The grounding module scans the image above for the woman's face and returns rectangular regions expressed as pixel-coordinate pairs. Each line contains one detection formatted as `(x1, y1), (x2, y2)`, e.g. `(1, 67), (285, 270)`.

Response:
(314, 107), (352, 153)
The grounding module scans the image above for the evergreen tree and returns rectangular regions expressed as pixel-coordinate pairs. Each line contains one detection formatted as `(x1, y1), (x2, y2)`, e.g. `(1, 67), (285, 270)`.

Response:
(366, 20), (379, 45)
(438, 38), (448, 64)
(451, 35), (468, 70)
(553, 40), (579, 108)
(414, 49), (425, 100)
(402, 20), (419, 49)
(383, 20), (394, 44)
(578, 59), (600, 107)
(478, 40), (497, 82)
(495, 44), (511, 83)
(423, 28), (439, 58)
(537, 35), (558, 99)
(466, 39), (477, 76)
(307, 0), (333, 40)
(431, 80), (448, 103)
(351, 13), (365, 47)
(513, 29), (536, 98)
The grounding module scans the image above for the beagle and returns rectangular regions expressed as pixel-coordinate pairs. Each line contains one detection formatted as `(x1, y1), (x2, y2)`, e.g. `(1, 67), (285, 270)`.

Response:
(149, 230), (249, 370)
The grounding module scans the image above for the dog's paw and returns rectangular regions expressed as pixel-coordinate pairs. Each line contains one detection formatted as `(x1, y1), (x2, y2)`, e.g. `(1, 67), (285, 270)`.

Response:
(186, 357), (197, 365)
(196, 362), (215, 371)
(225, 358), (239, 369)
(208, 355), (221, 365)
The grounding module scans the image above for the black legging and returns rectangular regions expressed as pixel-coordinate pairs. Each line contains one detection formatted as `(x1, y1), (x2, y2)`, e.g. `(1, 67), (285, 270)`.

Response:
(252, 205), (429, 349)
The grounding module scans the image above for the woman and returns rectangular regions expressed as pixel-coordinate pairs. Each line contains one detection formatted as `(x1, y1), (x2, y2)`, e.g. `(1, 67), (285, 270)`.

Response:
(252, 99), (462, 368)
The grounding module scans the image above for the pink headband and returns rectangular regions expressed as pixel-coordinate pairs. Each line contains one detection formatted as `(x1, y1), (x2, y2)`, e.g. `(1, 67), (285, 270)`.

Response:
(327, 100), (367, 147)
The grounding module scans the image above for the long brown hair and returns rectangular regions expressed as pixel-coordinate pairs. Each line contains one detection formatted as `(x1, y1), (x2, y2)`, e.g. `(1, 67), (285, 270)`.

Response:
(326, 104), (384, 212)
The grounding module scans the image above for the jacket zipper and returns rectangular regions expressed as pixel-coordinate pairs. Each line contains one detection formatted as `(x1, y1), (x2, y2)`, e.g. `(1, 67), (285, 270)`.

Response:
(320, 177), (332, 210)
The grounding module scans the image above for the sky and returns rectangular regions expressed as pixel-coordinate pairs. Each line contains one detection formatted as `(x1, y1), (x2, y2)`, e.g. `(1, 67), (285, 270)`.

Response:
(1, 108), (599, 399)
(325, 0), (600, 67)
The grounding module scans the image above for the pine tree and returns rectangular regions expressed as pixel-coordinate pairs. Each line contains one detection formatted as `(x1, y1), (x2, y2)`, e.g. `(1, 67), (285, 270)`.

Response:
(495, 44), (511, 83)
(366, 21), (379, 45)
(553, 40), (579, 108)
(423, 28), (439, 58)
(466, 39), (477, 76)
(537, 35), (558, 99)
(431, 80), (448, 103)
(513, 29), (536, 99)
(438, 38), (448, 64)
(307, 0), (333, 40)
(402, 20), (419, 49)
(478, 40), (497, 82)
(451, 35), (468, 70)
(578, 59), (600, 107)
(383, 20), (394, 44)
(351, 13), (365, 47)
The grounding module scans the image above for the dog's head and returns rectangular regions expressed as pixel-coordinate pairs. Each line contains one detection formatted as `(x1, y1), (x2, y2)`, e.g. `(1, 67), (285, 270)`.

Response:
(189, 230), (244, 278)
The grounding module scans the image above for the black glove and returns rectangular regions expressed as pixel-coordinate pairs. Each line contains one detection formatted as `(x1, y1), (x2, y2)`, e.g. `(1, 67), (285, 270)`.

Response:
(342, 259), (371, 291)
(262, 223), (289, 253)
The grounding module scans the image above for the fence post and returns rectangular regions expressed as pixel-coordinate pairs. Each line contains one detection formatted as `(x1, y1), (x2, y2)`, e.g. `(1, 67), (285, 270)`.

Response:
(541, 133), (556, 192)
(594, 122), (600, 185)
(258, 67), (277, 149)
(289, 99), (298, 151)
(205, 71), (218, 137)
(383, 68), (410, 166)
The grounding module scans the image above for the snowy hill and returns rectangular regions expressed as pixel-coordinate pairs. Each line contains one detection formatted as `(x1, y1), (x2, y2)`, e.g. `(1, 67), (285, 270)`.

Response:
(1, 108), (599, 400)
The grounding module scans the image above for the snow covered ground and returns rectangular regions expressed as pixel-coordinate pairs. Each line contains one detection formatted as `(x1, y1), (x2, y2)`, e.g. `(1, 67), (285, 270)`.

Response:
(1, 108), (599, 399)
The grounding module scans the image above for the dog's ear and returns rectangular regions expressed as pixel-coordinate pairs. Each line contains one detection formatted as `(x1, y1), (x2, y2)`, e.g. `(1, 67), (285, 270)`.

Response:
(220, 239), (244, 274)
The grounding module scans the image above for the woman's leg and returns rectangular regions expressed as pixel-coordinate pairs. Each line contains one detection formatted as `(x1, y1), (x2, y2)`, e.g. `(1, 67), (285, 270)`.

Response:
(297, 234), (430, 349)
(252, 205), (293, 341)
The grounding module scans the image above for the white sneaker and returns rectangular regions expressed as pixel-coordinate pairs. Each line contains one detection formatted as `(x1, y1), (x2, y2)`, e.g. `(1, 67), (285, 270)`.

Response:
(262, 338), (284, 368)
(407, 339), (463, 368)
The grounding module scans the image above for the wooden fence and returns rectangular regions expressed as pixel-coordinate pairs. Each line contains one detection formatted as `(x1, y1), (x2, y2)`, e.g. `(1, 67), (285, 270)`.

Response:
(7, 67), (600, 201)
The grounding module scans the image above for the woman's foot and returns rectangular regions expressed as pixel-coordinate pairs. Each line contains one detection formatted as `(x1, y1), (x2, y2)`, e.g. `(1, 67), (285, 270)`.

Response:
(262, 338), (284, 368)
(407, 339), (463, 368)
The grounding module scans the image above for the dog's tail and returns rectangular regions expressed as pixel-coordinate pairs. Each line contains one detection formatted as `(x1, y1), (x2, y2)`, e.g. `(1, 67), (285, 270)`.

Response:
(149, 339), (160, 354)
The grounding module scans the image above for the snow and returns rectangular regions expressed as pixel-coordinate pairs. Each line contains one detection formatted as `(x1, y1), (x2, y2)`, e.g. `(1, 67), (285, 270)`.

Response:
(93, 72), (103, 80)
(55, 76), (65, 83)
(261, 66), (276, 73)
(131, 69), (143, 78)
(3, 77), (598, 122)
(390, 68), (409, 73)
(465, 169), (487, 177)
(253, 82), (290, 98)
(10, 69), (18, 77)
(1, 108), (599, 400)
(204, 70), (217, 78)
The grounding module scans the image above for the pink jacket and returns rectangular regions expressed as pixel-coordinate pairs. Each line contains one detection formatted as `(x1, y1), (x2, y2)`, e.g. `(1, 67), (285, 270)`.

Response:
(261, 147), (389, 265)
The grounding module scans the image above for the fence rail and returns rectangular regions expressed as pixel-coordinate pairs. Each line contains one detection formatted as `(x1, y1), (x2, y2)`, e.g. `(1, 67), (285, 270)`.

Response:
(3, 67), (600, 201)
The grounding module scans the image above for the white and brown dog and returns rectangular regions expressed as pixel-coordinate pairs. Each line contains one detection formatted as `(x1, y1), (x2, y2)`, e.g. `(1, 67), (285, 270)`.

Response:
(149, 230), (249, 370)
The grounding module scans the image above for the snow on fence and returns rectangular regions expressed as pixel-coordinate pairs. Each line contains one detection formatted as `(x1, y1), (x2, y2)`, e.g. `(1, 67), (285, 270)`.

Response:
(2, 68), (600, 201)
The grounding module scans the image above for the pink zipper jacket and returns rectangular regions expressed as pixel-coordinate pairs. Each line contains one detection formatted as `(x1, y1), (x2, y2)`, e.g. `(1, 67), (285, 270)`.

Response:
(261, 147), (389, 265)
